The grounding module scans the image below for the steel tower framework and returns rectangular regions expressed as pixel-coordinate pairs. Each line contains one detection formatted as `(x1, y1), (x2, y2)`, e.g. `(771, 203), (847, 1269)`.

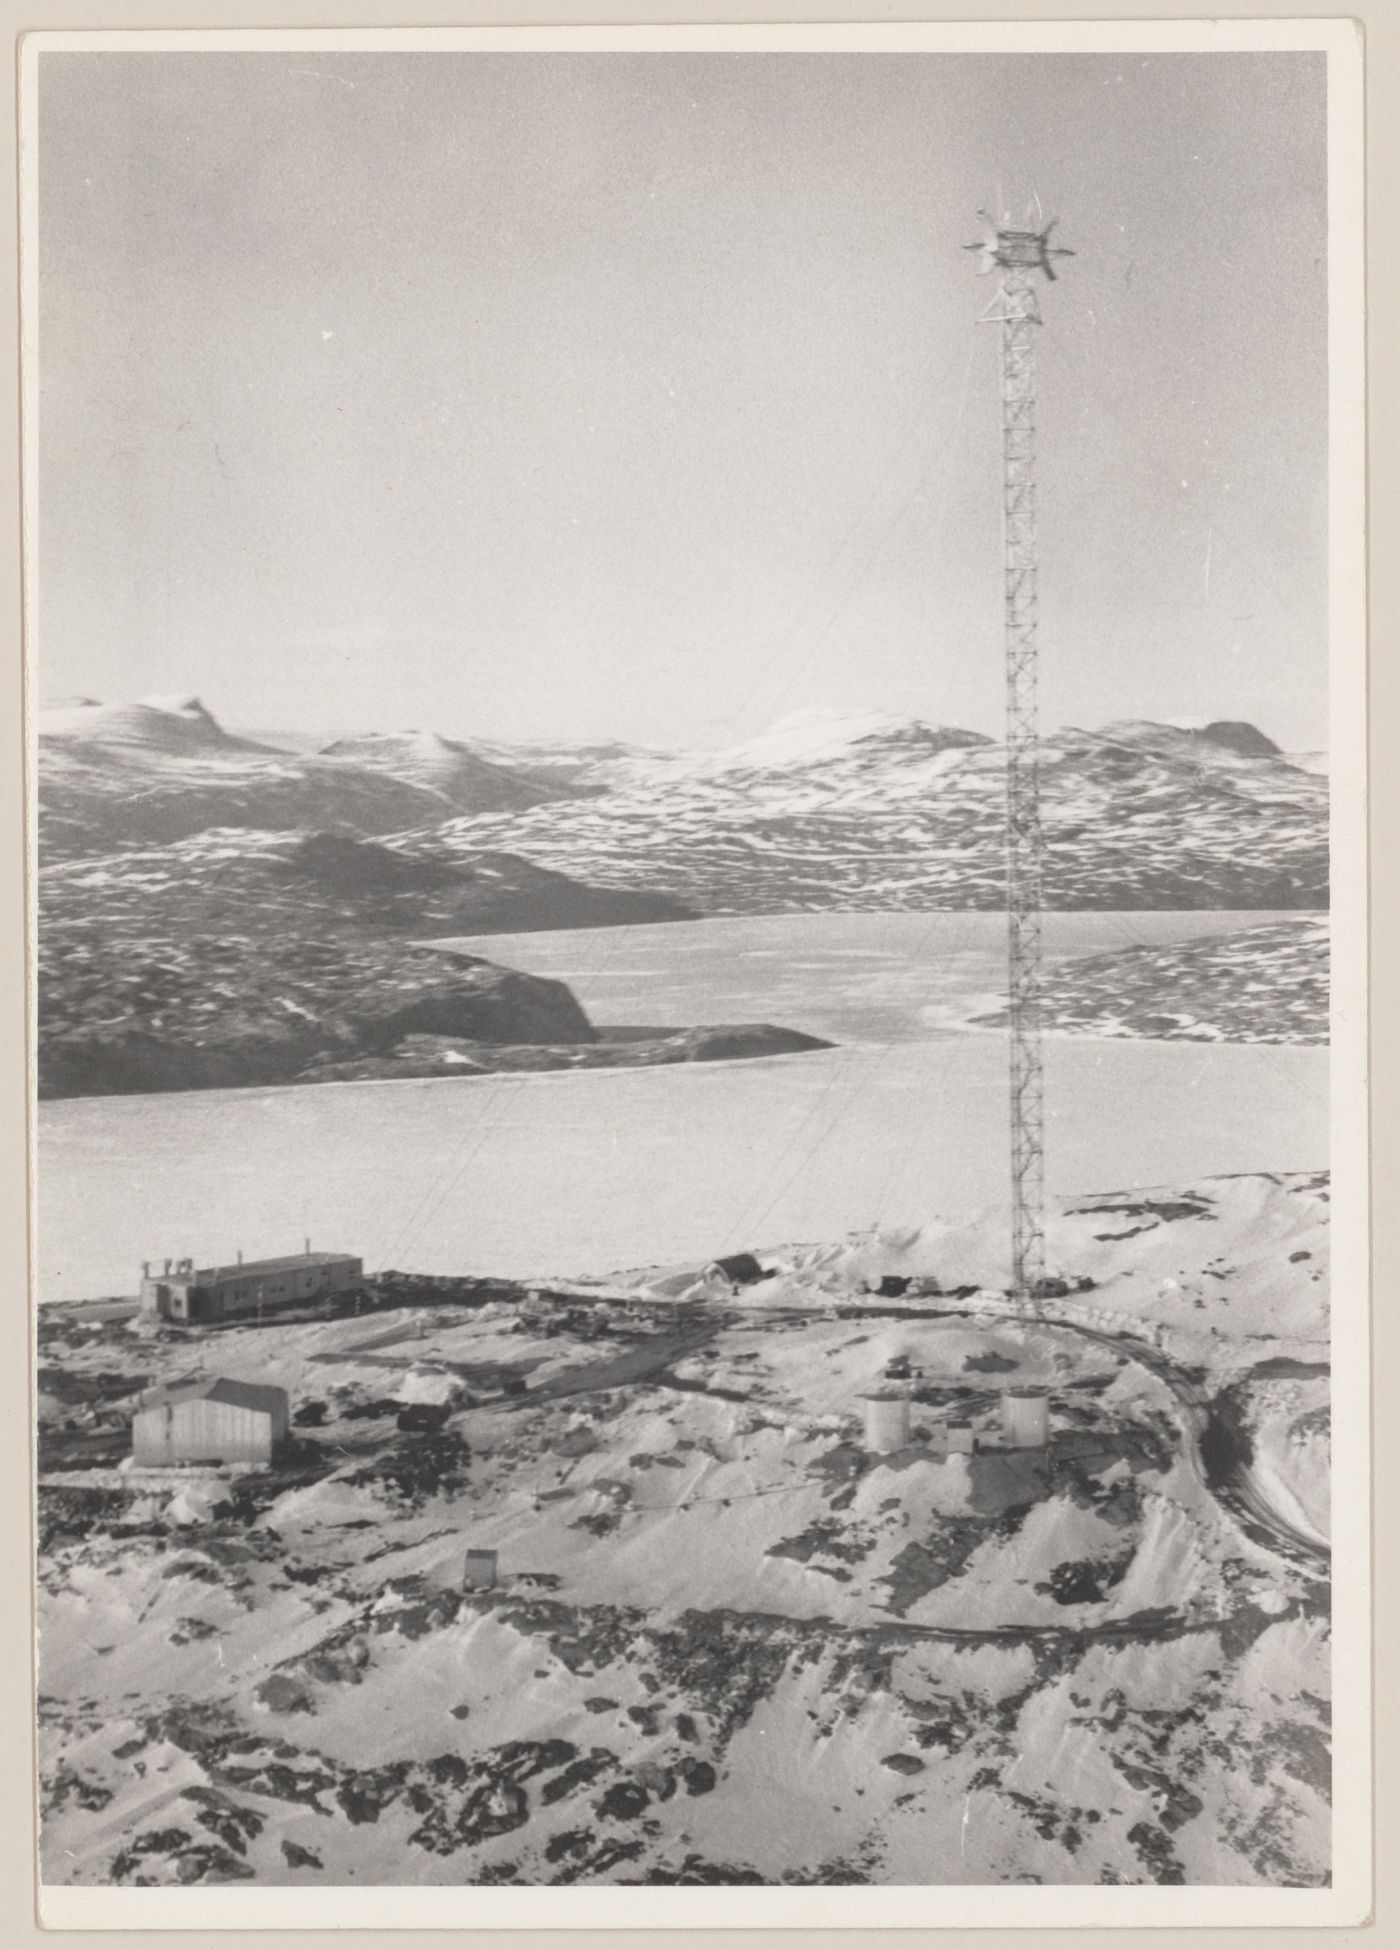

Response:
(966, 214), (1072, 1303)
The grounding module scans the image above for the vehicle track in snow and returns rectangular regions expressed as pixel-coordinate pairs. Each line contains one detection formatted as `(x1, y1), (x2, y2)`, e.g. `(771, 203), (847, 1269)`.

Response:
(746, 1298), (1331, 1578)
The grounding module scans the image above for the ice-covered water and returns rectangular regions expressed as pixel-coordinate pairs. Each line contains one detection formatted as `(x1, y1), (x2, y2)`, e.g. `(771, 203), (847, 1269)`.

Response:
(430, 909), (1290, 1045)
(36, 911), (1325, 1302)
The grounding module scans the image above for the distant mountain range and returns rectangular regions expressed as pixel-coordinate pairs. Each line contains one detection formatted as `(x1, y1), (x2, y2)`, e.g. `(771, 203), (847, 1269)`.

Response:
(37, 694), (1327, 911)
(424, 707), (1328, 912)
(35, 695), (586, 857)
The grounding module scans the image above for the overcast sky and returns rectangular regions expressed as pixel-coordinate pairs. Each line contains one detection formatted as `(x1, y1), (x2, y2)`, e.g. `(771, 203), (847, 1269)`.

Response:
(36, 49), (1327, 752)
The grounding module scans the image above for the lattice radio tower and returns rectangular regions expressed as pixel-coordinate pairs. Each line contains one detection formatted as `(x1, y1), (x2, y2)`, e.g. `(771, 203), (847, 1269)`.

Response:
(965, 206), (1073, 1304)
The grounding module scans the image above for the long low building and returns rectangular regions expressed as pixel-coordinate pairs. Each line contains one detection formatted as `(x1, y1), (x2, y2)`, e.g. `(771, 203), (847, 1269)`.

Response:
(139, 1250), (363, 1324)
(132, 1377), (290, 1467)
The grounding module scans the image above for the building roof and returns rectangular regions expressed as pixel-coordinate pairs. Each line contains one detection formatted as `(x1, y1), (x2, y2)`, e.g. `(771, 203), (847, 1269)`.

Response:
(137, 1377), (289, 1417)
(176, 1252), (362, 1283)
(705, 1252), (766, 1283)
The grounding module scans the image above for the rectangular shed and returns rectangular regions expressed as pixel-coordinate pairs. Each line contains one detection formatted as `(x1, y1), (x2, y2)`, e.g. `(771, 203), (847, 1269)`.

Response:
(463, 1549), (498, 1591)
(132, 1377), (290, 1467)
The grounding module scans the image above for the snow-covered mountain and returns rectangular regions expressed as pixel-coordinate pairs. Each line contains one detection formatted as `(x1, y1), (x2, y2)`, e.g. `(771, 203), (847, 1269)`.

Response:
(315, 730), (571, 815)
(39, 691), (285, 761)
(37, 696), (1327, 911)
(652, 706), (989, 778)
(461, 735), (667, 793)
(421, 709), (1328, 913)
(35, 696), (572, 857)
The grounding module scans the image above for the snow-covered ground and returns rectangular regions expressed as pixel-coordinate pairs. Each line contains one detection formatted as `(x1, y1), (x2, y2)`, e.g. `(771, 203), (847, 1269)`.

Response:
(37, 1030), (1325, 1305)
(37, 1171), (1330, 1888)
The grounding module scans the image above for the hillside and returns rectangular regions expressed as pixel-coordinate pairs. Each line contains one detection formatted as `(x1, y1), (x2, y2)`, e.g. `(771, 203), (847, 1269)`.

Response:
(41, 693), (277, 756)
(37, 937), (593, 1099)
(418, 711), (1328, 914)
(36, 1171), (1330, 1888)
(971, 917), (1329, 1046)
(39, 830), (696, 944)
(37, 927), (828, 1101)
(314, 730), (582, 814)
(696, 1170), (1331, 1344)
(36, 696), (572, 858)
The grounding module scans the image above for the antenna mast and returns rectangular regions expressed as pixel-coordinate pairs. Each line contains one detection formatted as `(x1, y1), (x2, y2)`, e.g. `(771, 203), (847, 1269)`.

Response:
(965, 208), (1073, 1305)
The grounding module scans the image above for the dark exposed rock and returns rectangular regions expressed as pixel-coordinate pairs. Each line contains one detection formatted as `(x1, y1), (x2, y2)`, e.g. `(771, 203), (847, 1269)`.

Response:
(1126, 1819), (1187, 1884)
(879, 1510), (1029, 1617)
(539, 1752), (616, 1805)
(184, 1785), (265, 1856)
(109, 1825), (256, 1886)
(675, 1757), (718, 1796)
(595, 1779), (650, 1822)
(280, 1838), (324, 1871)
(963, 1349), (1018, 1374)
(545, 1827), (592, 1864)
(298, 1022), (831, 1085)
(43, 1765), (114, 1817)
(255, 1673), (316, 1716)
(1037, 1550), (1135, 1607)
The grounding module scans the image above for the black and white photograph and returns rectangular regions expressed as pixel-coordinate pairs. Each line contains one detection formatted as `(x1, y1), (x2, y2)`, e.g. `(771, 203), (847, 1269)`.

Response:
(23, 21), (1368, 1923)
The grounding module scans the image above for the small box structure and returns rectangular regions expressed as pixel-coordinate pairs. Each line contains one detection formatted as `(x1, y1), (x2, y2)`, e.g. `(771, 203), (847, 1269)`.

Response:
(860, 1388), (912, 1455)
(132, 1377), (290, 1467)
(463, 1549), (498, 1591)
(943, 1419), (981, 1454)
(702, 1252), (767, 1292)
(553, 1423), (600, 1459)
(1000, 1386), (1051, 1450)
(139, 1249), (363, 1325)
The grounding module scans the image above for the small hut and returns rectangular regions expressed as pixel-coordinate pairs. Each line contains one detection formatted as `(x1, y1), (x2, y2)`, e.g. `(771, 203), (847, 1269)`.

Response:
(132, 1377), (289, 1467)
(703, 1252), (767, 1291)
(463, 1549), (498, 1591)
(859, 1388), (912, 1456)
(1000, 1386), (1051, 1450)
